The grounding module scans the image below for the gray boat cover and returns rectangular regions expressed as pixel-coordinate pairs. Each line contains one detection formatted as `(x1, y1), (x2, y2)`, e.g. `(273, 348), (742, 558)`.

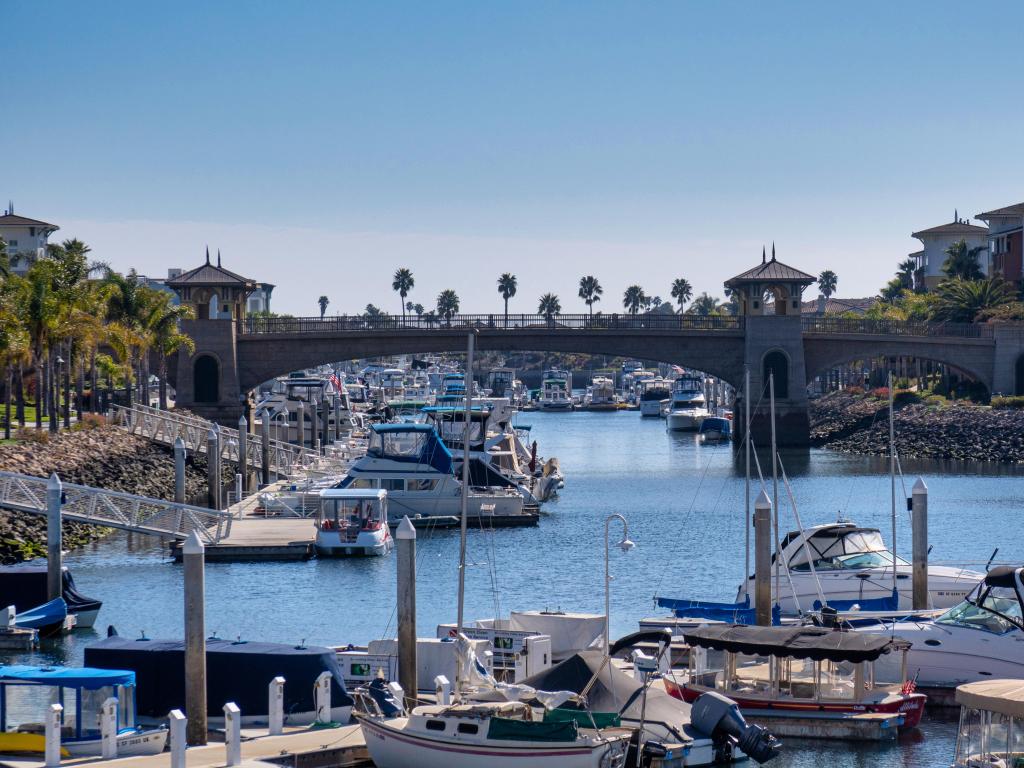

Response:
(521, 651), (707, 744)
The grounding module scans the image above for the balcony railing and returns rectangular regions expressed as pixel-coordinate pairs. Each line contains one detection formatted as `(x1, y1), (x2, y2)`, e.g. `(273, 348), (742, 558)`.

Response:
(801, 316), (992, 338)
(242, 313), (746, 335)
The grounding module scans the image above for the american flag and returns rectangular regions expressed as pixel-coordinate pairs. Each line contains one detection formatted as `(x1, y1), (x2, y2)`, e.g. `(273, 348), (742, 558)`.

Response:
(329, 373), (345, 393)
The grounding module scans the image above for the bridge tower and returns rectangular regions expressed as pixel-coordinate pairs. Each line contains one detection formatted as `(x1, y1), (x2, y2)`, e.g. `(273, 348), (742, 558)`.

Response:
(725, 246), (816, 447)
(167, 249), (256, 424)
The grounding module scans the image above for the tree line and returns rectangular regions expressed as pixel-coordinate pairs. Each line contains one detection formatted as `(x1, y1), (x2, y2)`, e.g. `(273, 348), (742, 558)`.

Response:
(0, 236), (193, 436)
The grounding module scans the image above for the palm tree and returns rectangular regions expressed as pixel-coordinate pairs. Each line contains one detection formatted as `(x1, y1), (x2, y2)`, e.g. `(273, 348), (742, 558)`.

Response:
(942, 239), (985, 281)
(437, 289), (460, 325)
(817, 270), (838, 298)
(318, 295), (329, 319)
(538, 293), (561, 326)
(143, 291), (195, 409)
(104, 269), (150, 407)
(895, 260), (917, 290)
(497, 273), (517, 327)
(933, 277), (1016, 323)
(578, 276), (602, 318)
(623, 285), (646, 315)
(879, 277), (905, 304)
(670, 278), (693, 313)
(392, 268), (414, 324)
(687, 293), (720, 316)
(412, 303), (424, 316)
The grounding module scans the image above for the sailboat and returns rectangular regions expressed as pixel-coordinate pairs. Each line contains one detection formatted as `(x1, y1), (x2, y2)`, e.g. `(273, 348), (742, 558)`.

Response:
(353, 334), (632, 768)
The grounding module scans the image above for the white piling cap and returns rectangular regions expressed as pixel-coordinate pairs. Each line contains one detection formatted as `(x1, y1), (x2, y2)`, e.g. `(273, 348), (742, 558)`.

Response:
(912, 477), (928, 494)
(238, 415), (247, 427)
(396, 516), (416, 540)
(174, 436), (185, 451)
(207, 427), (218, 442)
(182, 530), (205, 555)
(47, 472), (61, 491)
(168, 709), (185, 722)
(755, 489), (772, 508)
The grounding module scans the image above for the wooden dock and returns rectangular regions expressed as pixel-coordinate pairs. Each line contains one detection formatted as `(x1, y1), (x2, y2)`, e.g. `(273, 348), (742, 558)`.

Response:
(0, 724), (369, 768)
(171, 483), (315, 562)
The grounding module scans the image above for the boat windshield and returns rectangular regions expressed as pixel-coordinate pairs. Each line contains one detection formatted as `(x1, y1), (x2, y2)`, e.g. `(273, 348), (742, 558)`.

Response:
(937, 586), (1023, 635)
(833, 550), (910, 569)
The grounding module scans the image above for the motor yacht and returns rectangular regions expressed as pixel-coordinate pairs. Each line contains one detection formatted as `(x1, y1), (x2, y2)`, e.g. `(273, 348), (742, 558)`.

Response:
(337, 423), (536, 525)
(665, 376), (708, 432)
(584, 376), (617, 411)
(638, 378), (670, 417)
(735, 522), (983, 615)
(864, 565), (1024, 689)
(539, 370), (573, 410)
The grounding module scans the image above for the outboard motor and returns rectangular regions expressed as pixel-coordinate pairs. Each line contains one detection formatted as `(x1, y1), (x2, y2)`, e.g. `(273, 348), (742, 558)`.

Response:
(691, 691), (781, 764)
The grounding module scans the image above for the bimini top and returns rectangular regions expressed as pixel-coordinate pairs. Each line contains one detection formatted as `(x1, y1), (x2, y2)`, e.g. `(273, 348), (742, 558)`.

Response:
(367, 423), (453, 475)
(682, 624), (906, 663)
(956, 679), (1024, 717)
(984, 565), (1023, 590)
(0, 665), (135, 689)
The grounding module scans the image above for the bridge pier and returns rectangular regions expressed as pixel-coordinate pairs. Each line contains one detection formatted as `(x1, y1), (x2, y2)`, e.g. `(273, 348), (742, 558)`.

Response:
(741, 315), (811, 448)
(174, 319), (246, 426)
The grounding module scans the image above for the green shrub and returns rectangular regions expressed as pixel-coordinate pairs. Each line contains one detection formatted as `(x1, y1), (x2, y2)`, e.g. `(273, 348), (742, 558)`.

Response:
(991, 395), (1024, 410)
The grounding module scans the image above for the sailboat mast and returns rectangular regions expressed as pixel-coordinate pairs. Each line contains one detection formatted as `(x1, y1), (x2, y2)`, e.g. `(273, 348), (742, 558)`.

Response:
(456, 332), (475, 636)
(889, 371), (897, 598)
(743, 366), (750, 599)
(769, 373), (779, 611)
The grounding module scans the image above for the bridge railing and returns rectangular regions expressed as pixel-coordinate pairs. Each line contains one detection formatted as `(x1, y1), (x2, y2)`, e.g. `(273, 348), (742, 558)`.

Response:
(241, 313), (745, 334)
(801, 317), (993, 339)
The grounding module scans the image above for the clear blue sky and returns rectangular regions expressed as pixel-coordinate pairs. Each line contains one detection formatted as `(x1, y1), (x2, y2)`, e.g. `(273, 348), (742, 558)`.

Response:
(6, 1), (1023, 315)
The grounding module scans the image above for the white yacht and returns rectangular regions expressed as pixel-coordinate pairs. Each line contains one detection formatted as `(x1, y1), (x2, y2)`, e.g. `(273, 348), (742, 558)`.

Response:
(337, 423), (534, 524)
(665, 375), (708, 432)
(584, 376), (617, 411)
(539, 370), (573, 410)
(736, 522), (983, 615)
(315, 489), (394, 557)
(867, 565), (1024, 689)
(256, 374), (351, 444)
(638, 377), (670, 417)
(487, 367), (516, 399)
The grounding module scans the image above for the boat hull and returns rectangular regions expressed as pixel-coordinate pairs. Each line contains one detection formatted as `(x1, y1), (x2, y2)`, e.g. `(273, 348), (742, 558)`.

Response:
(639, 401), (664, 417)
(663, 677), (926, 729)
(357, 715), (627, 768)
(666, 412), (705, 431)
(315, 528), (393, 557)
(63, 728), (169, 757)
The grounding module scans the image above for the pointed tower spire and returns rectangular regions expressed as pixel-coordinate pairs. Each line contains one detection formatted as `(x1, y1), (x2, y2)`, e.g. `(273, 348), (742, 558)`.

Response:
(217, 249), (221, 268)
(762, 245), (766, 264)
(954, 208), (958, 223)
(205, 245), (210, 265)
(771, 242), (776, 262)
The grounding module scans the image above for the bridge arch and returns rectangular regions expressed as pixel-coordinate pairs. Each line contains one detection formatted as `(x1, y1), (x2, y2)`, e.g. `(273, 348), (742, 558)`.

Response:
(193, 354), (220, 403)
(235, 329), (748, 393)
(762, 348), (790, 398)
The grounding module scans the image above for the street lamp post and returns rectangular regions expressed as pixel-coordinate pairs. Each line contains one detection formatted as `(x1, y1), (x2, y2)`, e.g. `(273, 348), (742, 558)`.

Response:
(604, 513), (635, 657)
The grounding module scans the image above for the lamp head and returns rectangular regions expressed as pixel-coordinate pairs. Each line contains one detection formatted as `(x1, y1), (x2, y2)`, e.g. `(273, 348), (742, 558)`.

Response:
(618, 537), (636, 553)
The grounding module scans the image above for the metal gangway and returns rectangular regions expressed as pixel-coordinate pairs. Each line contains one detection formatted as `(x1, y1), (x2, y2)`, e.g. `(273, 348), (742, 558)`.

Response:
(113, 403), (319, 477)
(0, 471), (232, 544)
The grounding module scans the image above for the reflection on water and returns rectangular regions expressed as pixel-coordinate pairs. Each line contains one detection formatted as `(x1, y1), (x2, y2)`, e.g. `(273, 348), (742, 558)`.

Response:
(5, 411), (1023, 767)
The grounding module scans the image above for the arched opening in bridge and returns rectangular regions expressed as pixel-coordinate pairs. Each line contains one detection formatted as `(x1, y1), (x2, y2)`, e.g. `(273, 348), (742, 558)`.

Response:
(194, 355), (220, 403)
(1016, 354), (1024, 396)
(763, 350), (789, 399)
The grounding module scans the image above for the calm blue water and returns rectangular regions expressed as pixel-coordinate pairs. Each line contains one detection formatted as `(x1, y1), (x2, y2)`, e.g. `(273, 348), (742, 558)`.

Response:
(8, 411), (1024, 766)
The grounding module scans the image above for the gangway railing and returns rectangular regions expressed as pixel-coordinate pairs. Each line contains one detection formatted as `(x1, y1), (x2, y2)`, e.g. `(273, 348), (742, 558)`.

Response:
(0, 471), (232, 543)
(113, 404), (319, 476)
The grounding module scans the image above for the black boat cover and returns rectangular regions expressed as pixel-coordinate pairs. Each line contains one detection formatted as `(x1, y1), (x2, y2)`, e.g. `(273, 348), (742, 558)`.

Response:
(521, 650), (706, 744)
(84, 637), (352, 718)
(985, 565), (1023, 589)
(682, 624), (900, 663)
(0, 565), (101, 615)
(452, 458), (518, 488)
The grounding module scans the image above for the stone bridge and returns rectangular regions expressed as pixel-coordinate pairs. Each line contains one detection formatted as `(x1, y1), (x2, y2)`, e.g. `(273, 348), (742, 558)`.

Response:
(170, 312), (1024, 446)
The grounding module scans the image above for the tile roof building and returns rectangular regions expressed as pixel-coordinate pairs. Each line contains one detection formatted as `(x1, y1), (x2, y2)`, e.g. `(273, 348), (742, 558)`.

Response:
(0, 206), (60, 275)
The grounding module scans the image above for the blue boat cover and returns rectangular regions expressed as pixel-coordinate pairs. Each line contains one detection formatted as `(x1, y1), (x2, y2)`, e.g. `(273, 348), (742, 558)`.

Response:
(368, 423), (453, 475)
(0, 665), (134, 689)
(14, 597), (67, 631)
(85, 638), (353, 718)
(813, 588), (899, 613)
(656, 596), (781, 626)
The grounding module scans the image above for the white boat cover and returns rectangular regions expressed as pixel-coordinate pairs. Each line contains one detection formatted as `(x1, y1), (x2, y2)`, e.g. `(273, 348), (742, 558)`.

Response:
(956, 680), (1024, 717)
(508, 611), (605, 659)
(454, 634), (576, 710)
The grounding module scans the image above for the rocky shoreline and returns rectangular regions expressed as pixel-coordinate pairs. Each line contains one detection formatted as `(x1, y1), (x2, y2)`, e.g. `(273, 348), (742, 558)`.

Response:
(810, 391), (1024, 463)
(0, 425), (228, 563)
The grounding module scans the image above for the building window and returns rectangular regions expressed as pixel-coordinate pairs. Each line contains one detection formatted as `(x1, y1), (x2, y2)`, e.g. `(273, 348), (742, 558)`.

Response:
(6, 240), (16, 248)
